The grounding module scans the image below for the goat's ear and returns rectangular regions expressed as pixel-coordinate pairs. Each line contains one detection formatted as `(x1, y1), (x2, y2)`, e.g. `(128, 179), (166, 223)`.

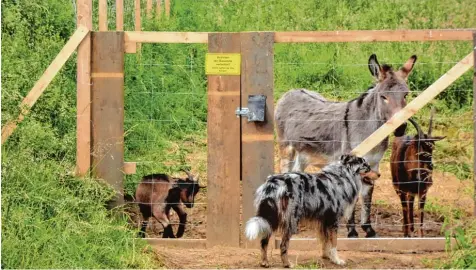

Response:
(368, 54), (382, 80)
(398, 55), (417, 80)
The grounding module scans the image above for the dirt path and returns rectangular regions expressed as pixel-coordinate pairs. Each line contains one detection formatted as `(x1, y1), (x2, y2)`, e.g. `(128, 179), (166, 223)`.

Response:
(154, 245), (446, 269)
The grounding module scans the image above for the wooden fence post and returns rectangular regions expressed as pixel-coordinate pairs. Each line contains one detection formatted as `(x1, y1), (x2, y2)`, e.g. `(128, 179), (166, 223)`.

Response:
(91, 32), (125, 208)
(165, 0), (170, 18)
(116, 0), (124, 31)
(135, 0), (142, 52)
(99, 0), (107, 31)
(473, 31), (476, 217)
(76, 0), (92, 176)
(147, 0), (153, 18)
(156, 0), (162, 18)
(206, 33), (241, 247)
(240, 32), (275, 248)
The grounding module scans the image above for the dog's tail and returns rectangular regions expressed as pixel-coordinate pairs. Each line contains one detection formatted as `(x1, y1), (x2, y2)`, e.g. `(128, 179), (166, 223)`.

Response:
(245, 178), (285, 240)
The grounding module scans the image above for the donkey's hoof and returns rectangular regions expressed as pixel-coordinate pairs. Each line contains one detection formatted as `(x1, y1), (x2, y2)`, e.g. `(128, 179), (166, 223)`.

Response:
(260, 261), (269, 268)
(347, 230), (359, 238)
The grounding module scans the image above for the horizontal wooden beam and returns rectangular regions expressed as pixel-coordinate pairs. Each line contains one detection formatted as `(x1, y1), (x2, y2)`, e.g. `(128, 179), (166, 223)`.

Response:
(274, 237), (455, 252)
(123, 29), (475, 44)
(146, 238), (207, 249)
(351, 51), (474, 157)
(1, 26), (90, 144)
(274, 29), (475, 43)
(123, 162), (137, 175)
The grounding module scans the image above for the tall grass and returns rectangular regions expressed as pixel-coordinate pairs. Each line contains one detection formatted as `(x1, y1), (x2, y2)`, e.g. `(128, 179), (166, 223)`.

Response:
(2, 0), (475, 268)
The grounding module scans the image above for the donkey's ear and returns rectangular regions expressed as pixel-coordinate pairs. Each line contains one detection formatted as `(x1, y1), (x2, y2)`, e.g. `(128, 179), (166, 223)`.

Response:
(398, 55), (417, 80)
(368, 54), (382, 80)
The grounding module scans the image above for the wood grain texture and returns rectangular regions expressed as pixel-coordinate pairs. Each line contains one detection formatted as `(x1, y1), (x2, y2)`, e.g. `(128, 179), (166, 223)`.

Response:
(125, 31), (209, 43)
(206, 33), (241, 248)
(165, 0), (170, 18)
(146, 0), (153, 18)
(1, 26), (89, 144)
(240, 32), (274, 248)
(91, 32), (125, 208)
(275, 29), (475, 43)
(156, 0), (162, 18)
(76, 0), (93, 176)
(351, 52), (474, 157)
(123, 162), (137, 175)
(473, 32), (476, 217)
(134, 0), (141, 52)
(116, 0), (124, 31)
(99, 0), (107, 31)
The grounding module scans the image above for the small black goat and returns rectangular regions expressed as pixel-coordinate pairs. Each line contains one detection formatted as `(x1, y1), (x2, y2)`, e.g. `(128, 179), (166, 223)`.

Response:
(135, 170), (205, 238)
(390, 109), (445, 237)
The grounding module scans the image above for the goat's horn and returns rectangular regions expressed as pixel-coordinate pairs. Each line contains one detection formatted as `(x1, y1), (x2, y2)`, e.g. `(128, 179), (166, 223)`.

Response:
(408, 118), (424, 139)
(428, 107), (435, 136)
(181, 169), (193, 179)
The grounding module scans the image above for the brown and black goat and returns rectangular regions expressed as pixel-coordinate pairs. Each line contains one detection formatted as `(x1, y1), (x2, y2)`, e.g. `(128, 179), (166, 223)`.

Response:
(390, 109), (445, 237)
(135, 170), (205, 238)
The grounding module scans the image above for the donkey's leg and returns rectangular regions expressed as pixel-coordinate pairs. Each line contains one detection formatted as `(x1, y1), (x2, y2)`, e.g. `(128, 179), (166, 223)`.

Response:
(260, 234), (271, 268)
(346, 207), (359, 238)
(291, 151), (309, 172)
(279, 145), (296, 173)
(360, 184), (377, 238)
(418, 193), (427, 237)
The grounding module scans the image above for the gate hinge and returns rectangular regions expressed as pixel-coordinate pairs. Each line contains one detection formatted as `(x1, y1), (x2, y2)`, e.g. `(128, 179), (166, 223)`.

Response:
(235, 107), (250, 118)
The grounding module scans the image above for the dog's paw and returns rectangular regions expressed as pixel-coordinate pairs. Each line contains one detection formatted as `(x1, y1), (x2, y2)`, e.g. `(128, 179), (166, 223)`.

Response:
(331, 257), (346, 266)
(260, 261), (269, 268)
(347, 230), (359, 238)
(365, 231), (377, 238)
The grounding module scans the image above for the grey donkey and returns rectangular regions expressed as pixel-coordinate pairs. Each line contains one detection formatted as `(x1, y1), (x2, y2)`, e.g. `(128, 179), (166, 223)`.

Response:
(275, 54), (417, 238)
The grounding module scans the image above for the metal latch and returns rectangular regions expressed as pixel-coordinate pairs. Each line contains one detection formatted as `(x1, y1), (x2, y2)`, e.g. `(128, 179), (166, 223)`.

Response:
(235, 95), (267, 122)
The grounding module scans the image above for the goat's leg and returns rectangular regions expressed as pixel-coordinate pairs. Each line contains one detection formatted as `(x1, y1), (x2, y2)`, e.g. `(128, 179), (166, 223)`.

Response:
(280, 230), (293, 268)
(346, 207), (359, 238)
(172, 205), (188, 238)
(408, 194), (416, 236)
(152, 205), (172, 238)
(418, 193), (427, 237)
(138, 204), (151, 238)
(260, 235), (271, 268)
(399, 192), (411, 237)
(360, 184), (376, 238)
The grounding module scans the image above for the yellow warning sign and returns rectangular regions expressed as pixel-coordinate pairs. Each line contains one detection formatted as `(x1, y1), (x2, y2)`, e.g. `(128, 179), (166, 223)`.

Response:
(205, 53), (241, 75)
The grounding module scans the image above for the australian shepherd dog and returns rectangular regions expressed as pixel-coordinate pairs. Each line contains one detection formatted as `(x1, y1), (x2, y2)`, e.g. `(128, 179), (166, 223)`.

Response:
(245, 154), (380, 268)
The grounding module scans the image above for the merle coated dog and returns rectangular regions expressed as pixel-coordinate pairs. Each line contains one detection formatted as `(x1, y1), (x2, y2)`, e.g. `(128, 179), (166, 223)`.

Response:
(245, 154), (380, 268)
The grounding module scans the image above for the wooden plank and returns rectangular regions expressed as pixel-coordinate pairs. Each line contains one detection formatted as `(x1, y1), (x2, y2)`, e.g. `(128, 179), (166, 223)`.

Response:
(1, 26), (89, 145)
(116, 0), (124, 31)
(125, 41), (138, 53)
(91, 32), (125, 208)
(124, 162), (137, 175)
(146, 238), (206, 249)
(146, 0), (153, 18)
(134, 0), (142, 52)
(275, 29), (475, 43)
(122, 29), (475, 44)
(124, 31), (209, 43)
(156, 0), (162, 19)
(207, 33), (241, 248)
(473, 32), (476, 217)
(351, 52), (474, 157)
(274, 238), (455, 252)
(99, 0), (107, 31)
(165, 0), (170, 18)
(240, 32), (274, 248)
(76, 0), (93, 177)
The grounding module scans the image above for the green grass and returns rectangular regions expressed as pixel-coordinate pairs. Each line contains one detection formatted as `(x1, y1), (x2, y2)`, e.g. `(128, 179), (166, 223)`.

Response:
(2, 0), (476, 268)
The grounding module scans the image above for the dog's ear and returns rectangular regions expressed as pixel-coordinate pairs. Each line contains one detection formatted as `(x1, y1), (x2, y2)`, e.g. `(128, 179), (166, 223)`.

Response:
(340, 154), (351, 164)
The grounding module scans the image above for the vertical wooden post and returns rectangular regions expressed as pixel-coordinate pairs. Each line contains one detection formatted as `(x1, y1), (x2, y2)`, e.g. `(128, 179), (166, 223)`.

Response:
(146, 0), (153, 18)
(91, 32), (125, 207)
(76, 0), (92, 177)
(99, 0), (107, 31)
(135, 0), (142, 52)
(116, 0), (124, 31)
(165, 0), (170, 18)
(240, 32), (275, 247)
(156, 0), (162, 19)
(207, 33), (241, 247)
(473, 32), (476, 216)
